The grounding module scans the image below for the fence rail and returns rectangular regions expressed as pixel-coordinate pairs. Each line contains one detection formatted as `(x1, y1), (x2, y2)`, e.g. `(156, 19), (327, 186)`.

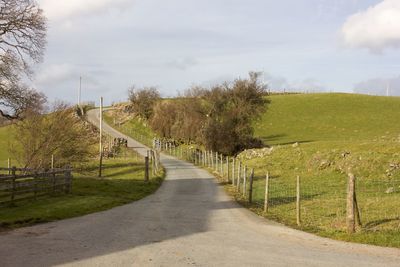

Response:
(0, 167), (73, 205)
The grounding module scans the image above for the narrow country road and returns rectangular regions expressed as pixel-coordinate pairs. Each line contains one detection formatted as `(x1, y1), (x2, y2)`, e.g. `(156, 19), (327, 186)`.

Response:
(0, 109), (399, 267)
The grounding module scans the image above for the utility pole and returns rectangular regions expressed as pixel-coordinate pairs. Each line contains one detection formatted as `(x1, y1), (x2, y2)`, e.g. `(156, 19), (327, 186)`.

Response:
(99, 96), (103, 178)
(386, 81), (390, 97)
(78, 76), (82, 106)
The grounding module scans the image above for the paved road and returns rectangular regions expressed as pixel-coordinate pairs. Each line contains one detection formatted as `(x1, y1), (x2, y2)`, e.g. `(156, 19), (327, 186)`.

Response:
(0, 109), (399, 266)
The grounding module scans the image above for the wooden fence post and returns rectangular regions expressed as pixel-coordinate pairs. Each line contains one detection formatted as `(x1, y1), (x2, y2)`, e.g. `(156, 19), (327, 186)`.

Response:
(215, 152), (218, 172)
(99, 96), (103, 178)
(347, 173), (356, 233)
(237, 161), (241, 191)
(264, 172), (270, 213)
(355, 188), (362, 227)
(7, 158), (10, 175)
(156, 151), (160, 172)
(52, 166), (56, 193)
(64, 167), (72, 194)
(226, 156), (230, 182)
(11, 166), (16, 204)
(243, 165), (247, 196)
(296, 175), (301, 226)
(220, 154), (223, 175)
(232, 158), (235, 186)
(249, 168), (254, 203)
(145, 155), (149, 182)
(34, 171), (38, 200)
(152, 150), (156, 176)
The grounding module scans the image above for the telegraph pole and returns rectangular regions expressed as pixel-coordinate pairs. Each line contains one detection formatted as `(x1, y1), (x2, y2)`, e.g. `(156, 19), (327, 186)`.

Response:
(99, 97), (103, 177)
(386, 81), (390, 97)
(78, 77), (82, 106)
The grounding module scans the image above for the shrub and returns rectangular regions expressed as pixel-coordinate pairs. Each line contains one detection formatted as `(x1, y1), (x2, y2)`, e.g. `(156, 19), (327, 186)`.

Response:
(10, 103), (97, 169)
(128, 86), (160, 120)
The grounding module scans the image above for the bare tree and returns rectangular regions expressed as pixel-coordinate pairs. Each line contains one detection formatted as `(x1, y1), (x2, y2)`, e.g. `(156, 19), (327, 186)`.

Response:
(0, 0), (47, 119)
(10, 103), (97, 169)
(128, 86), (161, 120)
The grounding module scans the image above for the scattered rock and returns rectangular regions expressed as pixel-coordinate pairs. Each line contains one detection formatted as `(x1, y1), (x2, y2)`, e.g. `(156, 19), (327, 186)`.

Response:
(341, 151), (350, 158)
(292, 142), (299, 148)
(238, 147), (274, 160)
(319, 160), (331, 170)
(385, 187), (395, 194)
(389, 163), (400, 170)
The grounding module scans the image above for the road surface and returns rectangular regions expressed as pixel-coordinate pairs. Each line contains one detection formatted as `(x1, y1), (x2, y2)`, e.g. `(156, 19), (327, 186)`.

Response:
(0, 109), (399, 266)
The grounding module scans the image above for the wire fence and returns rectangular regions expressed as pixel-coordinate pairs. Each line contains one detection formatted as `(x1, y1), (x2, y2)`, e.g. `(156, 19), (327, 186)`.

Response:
(159, 144), (400, 239)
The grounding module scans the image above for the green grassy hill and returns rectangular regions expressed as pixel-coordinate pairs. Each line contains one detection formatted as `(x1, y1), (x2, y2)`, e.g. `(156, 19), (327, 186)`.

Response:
(236, 93), (400, 247)
(255, 93), (400, 145)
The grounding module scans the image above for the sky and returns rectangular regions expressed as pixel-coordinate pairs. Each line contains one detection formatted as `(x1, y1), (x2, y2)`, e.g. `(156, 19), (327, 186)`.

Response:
(33, 0), (400, 104)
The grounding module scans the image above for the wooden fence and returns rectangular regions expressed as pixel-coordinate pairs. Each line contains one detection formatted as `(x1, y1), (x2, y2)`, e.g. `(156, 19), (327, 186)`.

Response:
(0, 167), (72, 205)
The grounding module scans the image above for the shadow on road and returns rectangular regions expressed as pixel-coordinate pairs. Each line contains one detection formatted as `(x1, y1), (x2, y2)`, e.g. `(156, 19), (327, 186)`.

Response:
(0, 157), (239, 266)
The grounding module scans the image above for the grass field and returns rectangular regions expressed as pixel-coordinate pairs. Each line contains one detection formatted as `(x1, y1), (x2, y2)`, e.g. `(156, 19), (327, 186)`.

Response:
(0, 124), (164, 230)
(103, 111), (156, 147)
(231, 93), (400, 247)
(255, 93), (400, 145)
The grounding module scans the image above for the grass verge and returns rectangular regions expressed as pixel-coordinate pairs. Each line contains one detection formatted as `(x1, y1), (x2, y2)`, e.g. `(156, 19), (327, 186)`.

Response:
(0, 149), (164, 230)
(103, 111), (155, 147)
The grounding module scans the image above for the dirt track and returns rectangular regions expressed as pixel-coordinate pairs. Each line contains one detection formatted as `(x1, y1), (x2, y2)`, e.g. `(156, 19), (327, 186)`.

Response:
(0, 109), (399, 267)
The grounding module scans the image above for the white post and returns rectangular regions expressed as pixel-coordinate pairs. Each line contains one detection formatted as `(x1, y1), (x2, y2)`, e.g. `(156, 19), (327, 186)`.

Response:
(99, 96), (103, 177)
(78, 76), (82, 106)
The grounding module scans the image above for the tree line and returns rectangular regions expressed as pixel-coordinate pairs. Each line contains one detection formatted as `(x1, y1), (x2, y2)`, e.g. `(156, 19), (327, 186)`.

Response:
(128, 72), (269, 155)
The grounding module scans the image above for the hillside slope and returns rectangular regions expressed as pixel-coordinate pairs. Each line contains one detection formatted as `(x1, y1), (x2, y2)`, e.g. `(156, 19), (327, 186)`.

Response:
(237, 93), (400, 247)
(255, 93), (400, 145)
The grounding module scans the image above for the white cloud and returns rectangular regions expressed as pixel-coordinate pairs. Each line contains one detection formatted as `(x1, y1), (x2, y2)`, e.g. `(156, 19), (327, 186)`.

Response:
(35, 64), (77, 87)
(39, 0), (133, 21)
(341, 0), (400, 52)
(35, 64), (102, 88)
(166, 57), (198, 70)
